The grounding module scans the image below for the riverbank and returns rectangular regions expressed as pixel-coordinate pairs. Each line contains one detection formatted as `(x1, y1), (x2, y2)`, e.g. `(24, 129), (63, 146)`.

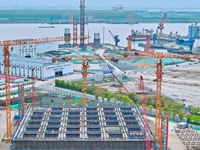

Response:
(0, 9), (200, 24)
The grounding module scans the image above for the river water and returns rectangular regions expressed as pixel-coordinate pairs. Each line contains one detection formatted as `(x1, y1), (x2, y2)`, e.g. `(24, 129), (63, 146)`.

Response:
(0, 23), (190, 50)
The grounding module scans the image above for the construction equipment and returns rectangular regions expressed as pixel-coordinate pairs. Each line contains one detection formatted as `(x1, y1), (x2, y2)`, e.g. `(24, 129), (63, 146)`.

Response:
(109, 30), (120, 46)
(158, 13), (167, 36)
(32, 68), (36, 107)
(155, 53), (163, 143)
(127, 14), (134, 25)
(82, 57), (90, 105)
(140, 75), (151, 150)
(78, 55), (130, 105)
(160, 115), (169, 150)
(103, 70), (130, 93)
(0, 36), (73, 139)
(17, 85), (22, 120)
(80, 0), (86, 50)
(122, 51), (192, 148)
(73, 18), (78, 47)
(127, 34), (151, 53)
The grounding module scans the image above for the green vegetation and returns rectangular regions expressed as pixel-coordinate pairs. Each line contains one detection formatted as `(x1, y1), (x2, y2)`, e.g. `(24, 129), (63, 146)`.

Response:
(0, 9), (200, 23)
(185, 105), (200, 126)
(55, 79), (97, 95)
(146, 96), (200, 126)
(55, 79), (139, 105)
(55, 79), (200, 126)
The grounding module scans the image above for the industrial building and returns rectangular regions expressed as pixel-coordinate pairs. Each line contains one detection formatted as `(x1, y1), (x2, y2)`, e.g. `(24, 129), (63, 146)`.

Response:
(12, 106), (156, 150)
(0, 56), (73, 80)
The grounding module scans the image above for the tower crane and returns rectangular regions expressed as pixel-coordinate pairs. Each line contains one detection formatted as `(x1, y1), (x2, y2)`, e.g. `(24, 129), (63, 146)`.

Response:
(75, 55), (131, 106)
(140, 75), (151, 150)
(122, 51), (199, 149)
(158, 13), (167, 36)
(0, 36), (73, 139)
(109, 30), (120, 46)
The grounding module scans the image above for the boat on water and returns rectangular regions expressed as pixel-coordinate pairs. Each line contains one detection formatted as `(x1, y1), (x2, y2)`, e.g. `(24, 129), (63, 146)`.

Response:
(167, 47), (193, 54)
(138, 43), (164, 49)
(38, 26), (55, 28)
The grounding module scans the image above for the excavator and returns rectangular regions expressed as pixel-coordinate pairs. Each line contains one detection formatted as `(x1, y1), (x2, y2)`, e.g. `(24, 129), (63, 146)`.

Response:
(109, 30), (120, 46)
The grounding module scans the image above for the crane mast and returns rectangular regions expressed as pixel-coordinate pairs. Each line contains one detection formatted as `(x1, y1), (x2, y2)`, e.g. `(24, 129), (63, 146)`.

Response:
(4, 43), (12, 138)
(82, 58), (90, 106)
(1, 36), (68, 138)
(109, 30), (120, 46)
(32, 68), (36, 107)
(158, 13), (167, 36)
(140, 75), (151, 150)
(80, 0), (85, 50)
(155, 53), (163, 143)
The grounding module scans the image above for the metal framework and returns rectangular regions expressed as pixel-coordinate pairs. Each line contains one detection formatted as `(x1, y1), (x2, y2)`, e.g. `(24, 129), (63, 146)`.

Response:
(80, 0), (85, 50)
(18, 84), (22, 119)
(4, 43), (12, 138)
(82, 58), (90, 105)
(1, 37), (67, 138)
(32, 68), (36, 107)
(158, 13), (167, 36)
(21, 85), (25, 117)
(127, 35), (151, 53)
(73, 18), (78, 47)
(155, 53), (163, 143)
(160, 115), (169, 150)
(139, 75), (151, 150)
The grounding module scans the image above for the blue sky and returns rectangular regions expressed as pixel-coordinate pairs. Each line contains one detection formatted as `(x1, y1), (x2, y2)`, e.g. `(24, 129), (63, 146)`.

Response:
(2, 0), (200, 9)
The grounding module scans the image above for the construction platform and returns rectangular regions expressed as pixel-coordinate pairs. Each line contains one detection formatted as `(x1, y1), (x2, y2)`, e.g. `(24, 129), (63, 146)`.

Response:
(11, 106), (156, 150)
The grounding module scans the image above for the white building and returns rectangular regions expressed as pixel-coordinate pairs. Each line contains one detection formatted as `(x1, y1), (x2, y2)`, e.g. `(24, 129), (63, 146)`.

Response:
(0, 56), (73, 80)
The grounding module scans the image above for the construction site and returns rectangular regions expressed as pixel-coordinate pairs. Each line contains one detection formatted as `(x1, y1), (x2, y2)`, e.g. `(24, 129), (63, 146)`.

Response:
(0, 0), (200, 150)
(11, 106), (156, 149)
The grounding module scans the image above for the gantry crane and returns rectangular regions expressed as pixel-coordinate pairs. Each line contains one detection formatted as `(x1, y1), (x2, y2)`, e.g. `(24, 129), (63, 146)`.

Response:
(109, 30), (120, 46)
(158, 13), (167, 37)
(127, 34), (151, 53)
(140, 75), (151, 150)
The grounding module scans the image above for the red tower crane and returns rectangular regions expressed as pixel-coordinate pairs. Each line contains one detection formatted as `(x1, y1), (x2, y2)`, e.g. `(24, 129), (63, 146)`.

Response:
(127, 14), (134, 25)
(158, 13), (167, 36)
(140, 75), (151, 150)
